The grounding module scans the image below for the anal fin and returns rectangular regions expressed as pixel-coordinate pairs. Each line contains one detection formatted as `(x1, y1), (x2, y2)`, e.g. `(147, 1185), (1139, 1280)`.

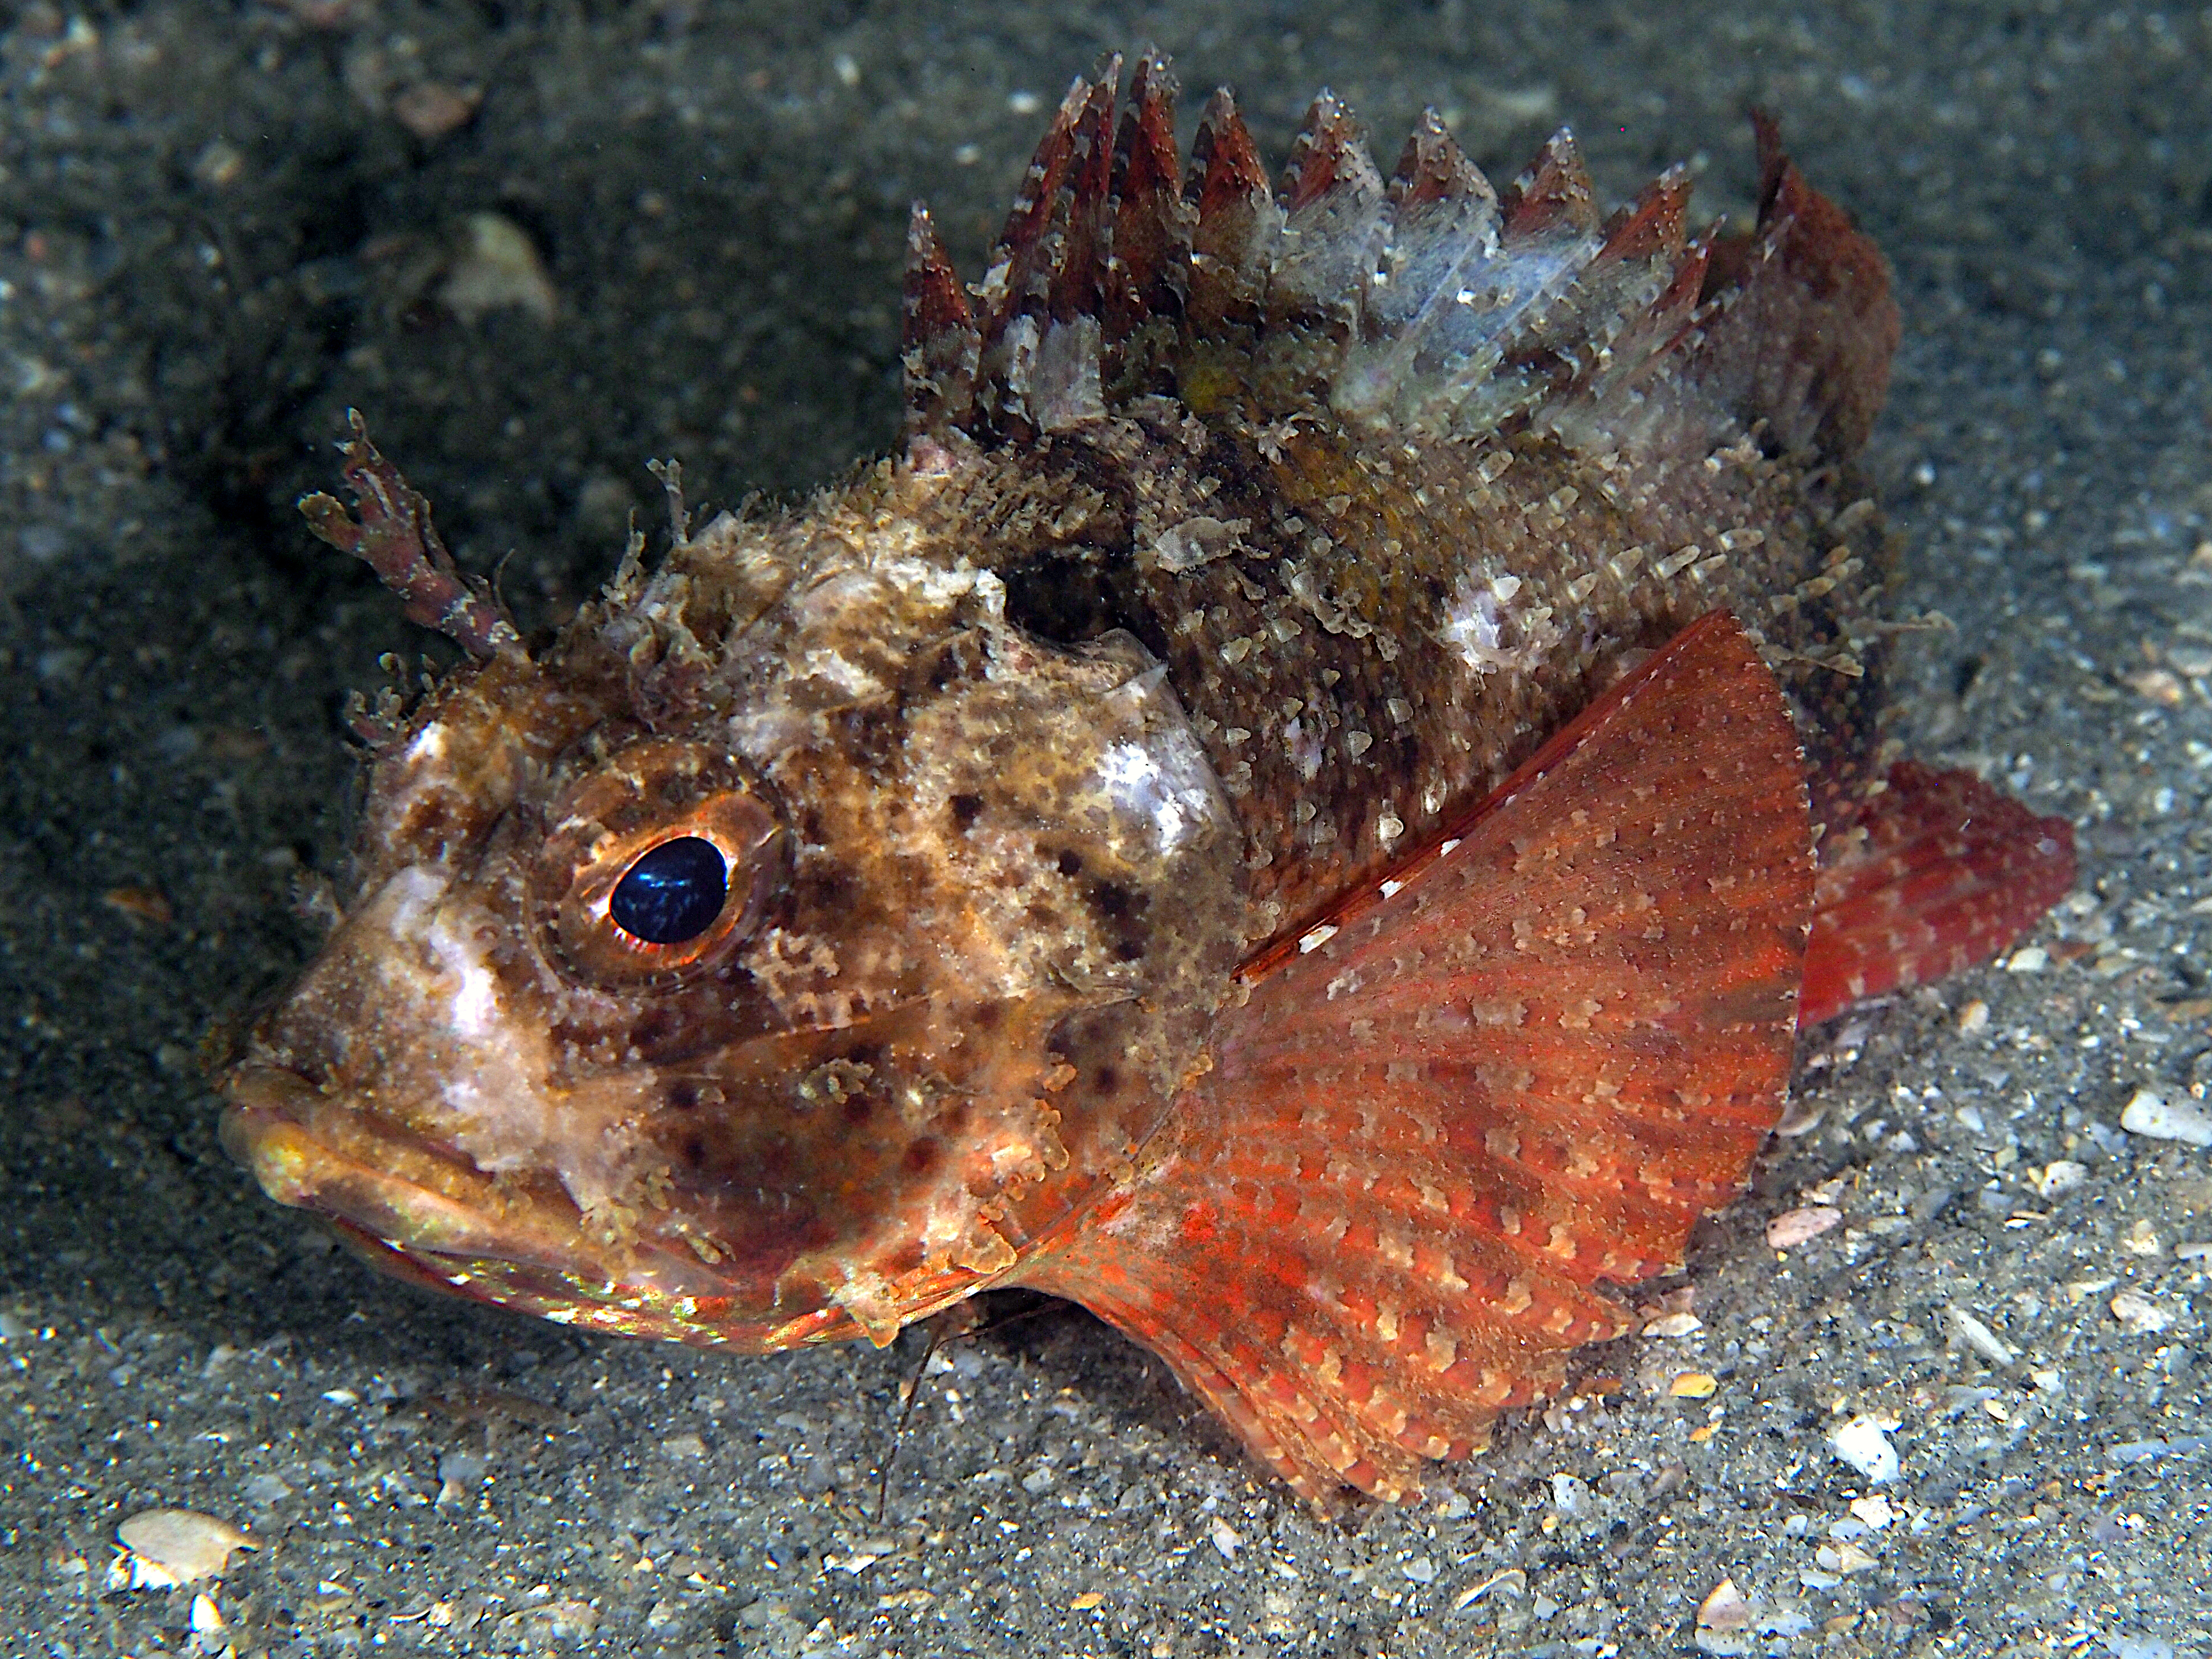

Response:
(1800, 761), (2076, 1026)
(1017, 613), (1814, 1508)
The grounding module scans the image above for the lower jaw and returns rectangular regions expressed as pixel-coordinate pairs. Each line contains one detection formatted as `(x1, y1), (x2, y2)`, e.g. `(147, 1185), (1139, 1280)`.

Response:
(217, 1083), (827, 1349)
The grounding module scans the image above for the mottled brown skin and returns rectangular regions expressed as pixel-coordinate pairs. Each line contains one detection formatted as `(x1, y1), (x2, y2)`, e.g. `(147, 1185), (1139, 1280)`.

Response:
(228, 458), (1247, 1349)
(218, 60), (2070, 1512)
(963, 403), (1890, 951)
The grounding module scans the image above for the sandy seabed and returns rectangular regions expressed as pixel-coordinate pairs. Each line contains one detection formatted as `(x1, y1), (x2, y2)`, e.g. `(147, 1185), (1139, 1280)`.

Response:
(1, 4), (2207, 1656)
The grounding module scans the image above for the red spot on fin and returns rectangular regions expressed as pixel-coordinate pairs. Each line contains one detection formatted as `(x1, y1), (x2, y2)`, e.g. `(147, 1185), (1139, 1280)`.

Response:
(1018, 612), (1814, 1508)
(1800, 762), (2076, 1027)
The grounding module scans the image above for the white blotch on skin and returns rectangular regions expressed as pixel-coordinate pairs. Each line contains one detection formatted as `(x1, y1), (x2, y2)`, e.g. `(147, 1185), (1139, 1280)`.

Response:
(1097, 740), (1186, 851)
(1440, 567), (1560, 676)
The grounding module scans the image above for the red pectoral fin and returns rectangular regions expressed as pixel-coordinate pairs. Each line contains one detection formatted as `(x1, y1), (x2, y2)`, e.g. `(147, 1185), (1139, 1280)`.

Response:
(1800, 761), (2077, 1027)
(1017, 612), (1815, 1508)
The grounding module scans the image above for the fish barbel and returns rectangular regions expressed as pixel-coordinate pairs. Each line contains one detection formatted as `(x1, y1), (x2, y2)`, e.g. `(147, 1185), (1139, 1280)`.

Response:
(217, 54), (2074, 1508)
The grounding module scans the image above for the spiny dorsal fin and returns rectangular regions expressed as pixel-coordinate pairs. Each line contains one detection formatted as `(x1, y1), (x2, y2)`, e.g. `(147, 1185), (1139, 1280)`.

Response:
(1501, 125), (1600, 238)
(1183, 87), (1279, 336)
(1101, 50), (1190, 394)
(1685, 111), (1900, 458)
(1269, 93), (1388, 333)
(1388, 107), (1493, 213)
(907, 61), (1897, 466)
(971, 65), (1115, 436)
(900, 205), (978, 440)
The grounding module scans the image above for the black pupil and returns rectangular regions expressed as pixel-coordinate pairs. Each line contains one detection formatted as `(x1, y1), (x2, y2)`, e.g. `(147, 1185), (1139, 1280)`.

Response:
(608, 837), (728, 945)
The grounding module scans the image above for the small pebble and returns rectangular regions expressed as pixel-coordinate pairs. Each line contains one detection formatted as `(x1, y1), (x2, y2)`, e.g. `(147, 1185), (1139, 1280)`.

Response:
(1947, 1304), (2018, 1367)
(1815, 1541), (1878, 1575)
(441, 213), (557, 326)
(391, 81), (483, 141)
(2005, 945), (2048, 973)
(241, 1473), (293, 1506)
(2125, 667), (2185, 706)
(2118, 1219), (2163, 1257)
(1208, 1516), (1241, 1561)
(1696, 1577), (1753, 1632)
(1644, 1311), (1704, 1338)
(2119, 1088), (2212, 1147)
(2109, 1291), (2173, 1335)
(1828, 1415), (1900, 1484)
(102, 886), (173, 926)
(2031, 1160), (2089, 1199)
(1766, 1205), (1842, 1249)
(1670, 1372), (1720, 1398)
(1848, 1494), (1896, 1529)
(115, 1510), (254, 1587)
(1956, 998), (1990, 1034)
(1450, 1568), (1526, 1611)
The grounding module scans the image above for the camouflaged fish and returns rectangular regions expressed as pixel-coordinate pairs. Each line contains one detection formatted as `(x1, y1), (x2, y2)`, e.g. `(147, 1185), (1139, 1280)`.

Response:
(218, 54), (2075, 1509)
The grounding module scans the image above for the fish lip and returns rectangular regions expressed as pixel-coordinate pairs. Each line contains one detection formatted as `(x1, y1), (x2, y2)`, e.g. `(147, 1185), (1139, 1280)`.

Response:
(215, 1062), (588, 1276)
(215, 1064), (794, 1336)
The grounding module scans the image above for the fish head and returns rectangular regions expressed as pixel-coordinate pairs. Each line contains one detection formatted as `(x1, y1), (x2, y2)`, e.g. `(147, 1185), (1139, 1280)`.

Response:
(220, 460), (1245, 1350)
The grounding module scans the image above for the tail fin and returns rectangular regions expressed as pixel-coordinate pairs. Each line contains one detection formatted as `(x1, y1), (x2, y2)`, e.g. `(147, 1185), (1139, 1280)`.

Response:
(904, 58), (1896, 464)
(1016, 613), (1812, 1507)
(1801, 762), (2077, 1026)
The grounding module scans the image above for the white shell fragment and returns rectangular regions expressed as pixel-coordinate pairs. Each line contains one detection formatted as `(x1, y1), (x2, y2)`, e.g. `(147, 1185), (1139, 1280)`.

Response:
(2119, 1088), (2212, 1148)
(1696, 1577), (1754, 1632)
(1827, 1414), (1900, 1484)
(2109, 1291), (2174, 1335)
(1946, 1304), (2019, 1368)
(440, 213), (558, 327)
(2030, 1160), (2089, 1199)
(1765, 1205), (1842, 1249)
(115, 1509), (255, 1587)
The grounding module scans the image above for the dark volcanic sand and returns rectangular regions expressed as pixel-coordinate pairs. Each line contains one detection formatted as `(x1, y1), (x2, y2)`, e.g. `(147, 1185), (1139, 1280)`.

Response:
(2, 4), (2207, 1656)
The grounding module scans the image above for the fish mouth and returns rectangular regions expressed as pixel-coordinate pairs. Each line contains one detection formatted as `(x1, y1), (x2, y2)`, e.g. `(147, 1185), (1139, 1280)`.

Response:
(217, 1063), (818, 1344)
(219, 1064), (581, 1268)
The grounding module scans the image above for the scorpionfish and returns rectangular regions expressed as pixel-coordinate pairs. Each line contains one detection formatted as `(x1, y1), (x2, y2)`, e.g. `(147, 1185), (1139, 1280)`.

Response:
(219, 55), (2075, 1508)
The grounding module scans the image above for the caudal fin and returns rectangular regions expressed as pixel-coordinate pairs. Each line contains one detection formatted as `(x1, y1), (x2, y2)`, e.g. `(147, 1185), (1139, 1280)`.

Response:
(1016, 613), (1813, 1507)
(1800, 762), (2076, 1027)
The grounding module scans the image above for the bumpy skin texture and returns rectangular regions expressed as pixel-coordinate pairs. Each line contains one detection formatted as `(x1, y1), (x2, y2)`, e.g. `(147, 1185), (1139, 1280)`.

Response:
(230, 464), (1247, 1351)
(221, 55), (2073, 1510)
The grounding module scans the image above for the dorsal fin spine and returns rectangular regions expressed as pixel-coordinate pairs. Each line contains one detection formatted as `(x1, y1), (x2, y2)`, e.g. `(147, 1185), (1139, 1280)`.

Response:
(901, 63), (1897, 467)
(900, 205), (979, 439)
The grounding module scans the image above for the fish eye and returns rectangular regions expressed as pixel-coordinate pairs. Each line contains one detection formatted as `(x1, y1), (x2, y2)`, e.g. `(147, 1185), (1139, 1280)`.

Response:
(531, 739), (786, 988)
(609, 836), (729, 944)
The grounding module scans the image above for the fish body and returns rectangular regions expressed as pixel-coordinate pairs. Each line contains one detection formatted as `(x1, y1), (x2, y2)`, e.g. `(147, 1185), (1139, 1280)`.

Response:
(219, 57), (2074, 1508)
